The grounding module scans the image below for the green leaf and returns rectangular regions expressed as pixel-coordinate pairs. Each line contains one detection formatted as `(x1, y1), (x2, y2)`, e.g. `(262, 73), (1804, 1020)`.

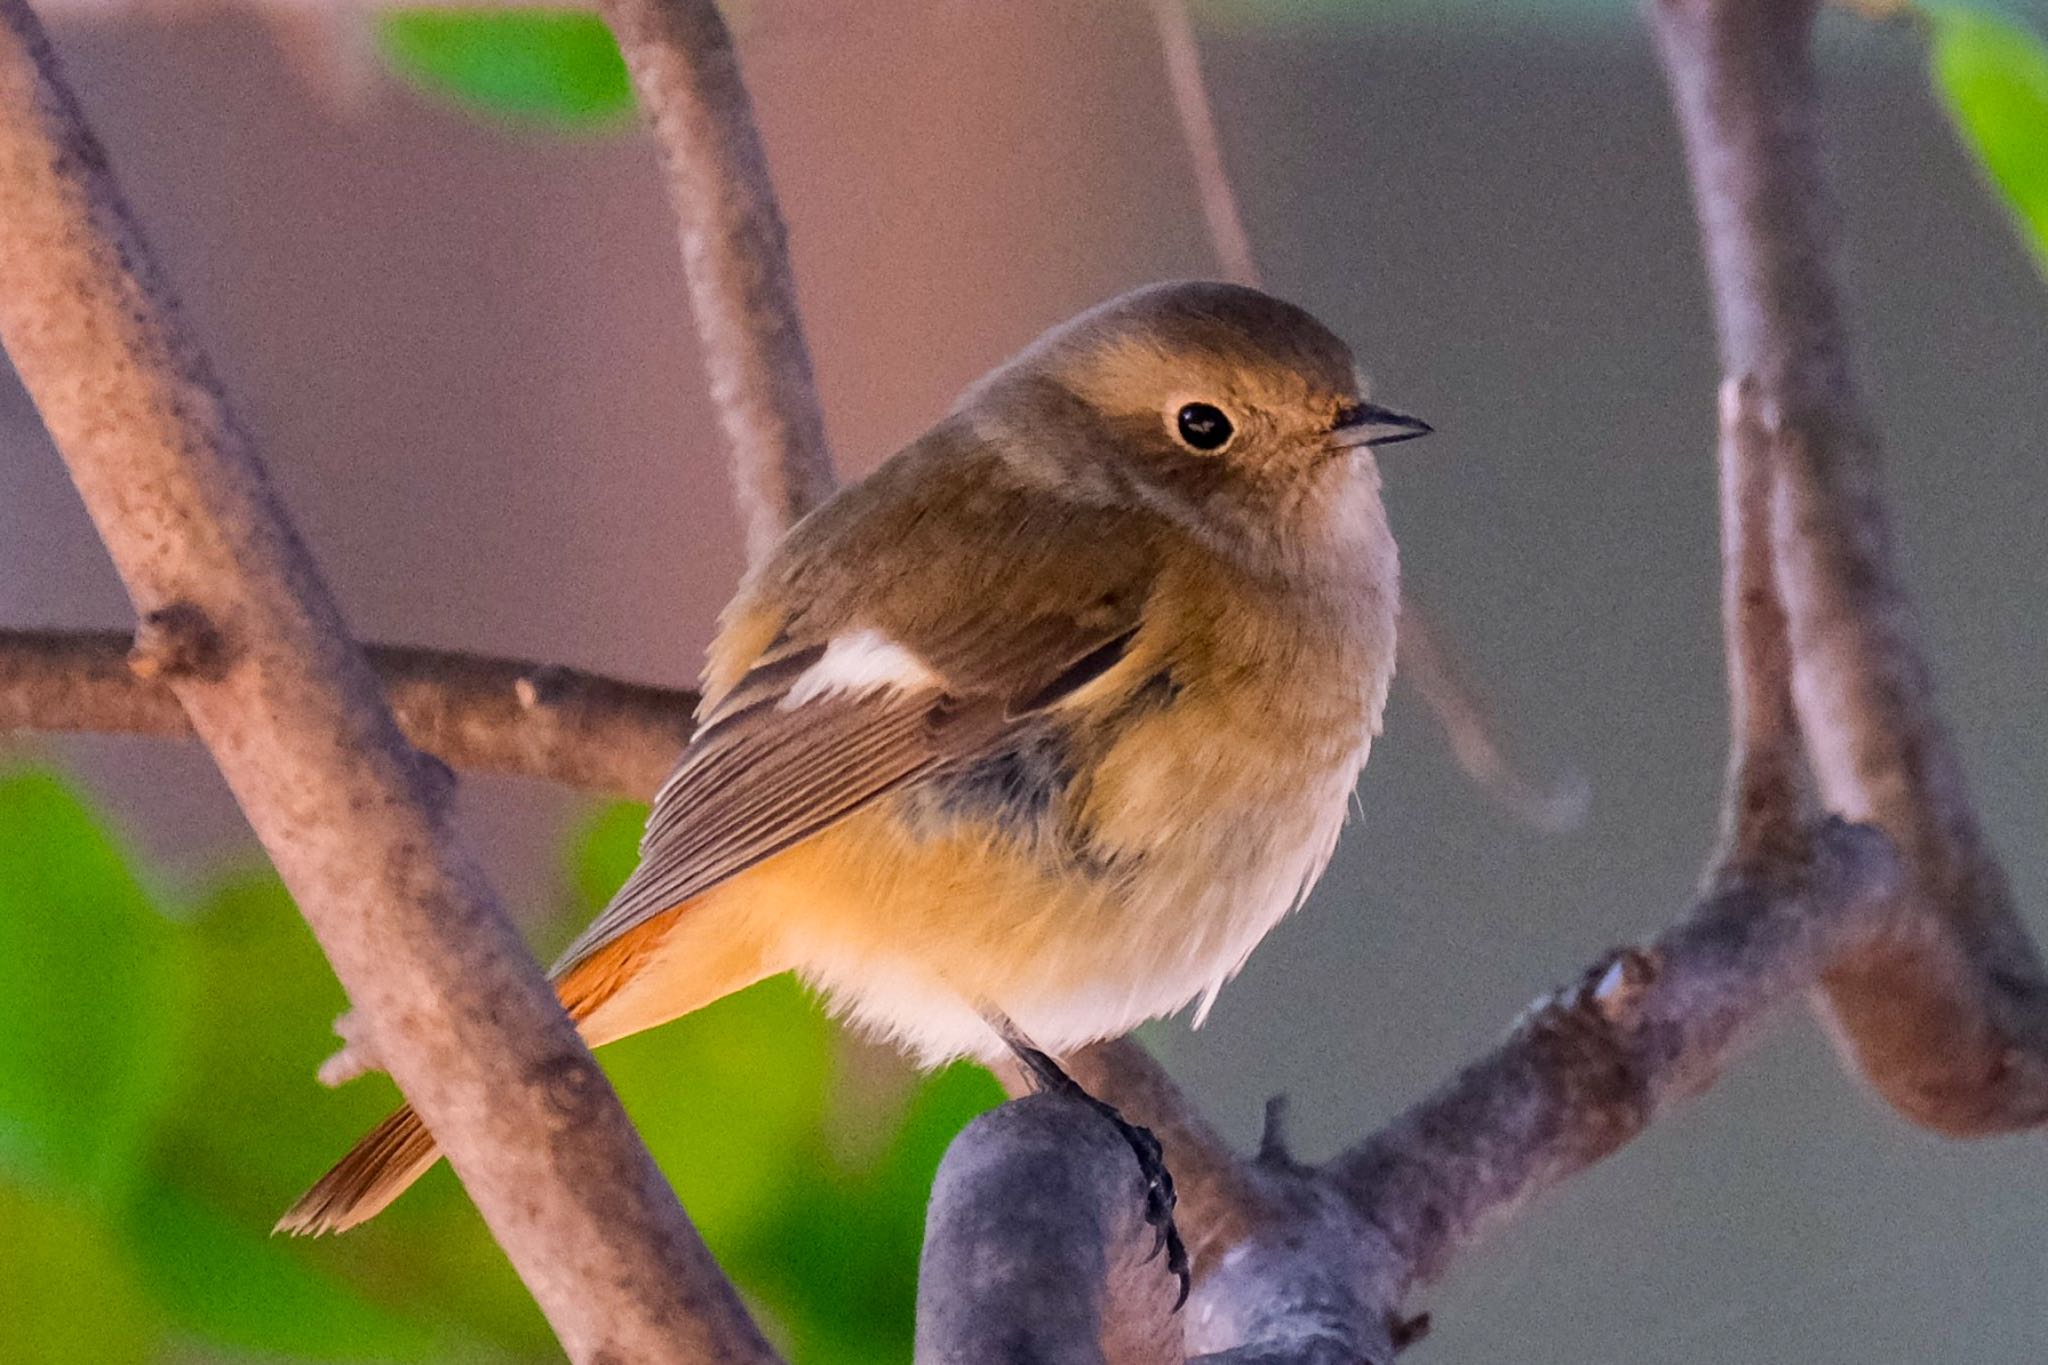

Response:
(603, 973), (836, 1249)
(145, 872), (552, 1355)
(568, 799), (650, 918)
(0, 1182), (164, 1363)
(376, 10), (634, 129)
(124, 1178), (448, 1361)
(741, 1061), (1004, 1364)
(0, 770), (184, 1205)
(564, 802), (837, 1248)
(1927, 5), (2048, 277)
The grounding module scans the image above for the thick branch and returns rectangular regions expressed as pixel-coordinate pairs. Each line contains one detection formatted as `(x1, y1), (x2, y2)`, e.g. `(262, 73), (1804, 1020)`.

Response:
(0, 9), (774, 1362)
(917, 1095), (1182, 1365)
(0, 628), (697, 800)
(599, 0), (835, 565)
(1652, 0), (2048, 1134)
(1329, 821), (1897, 1302)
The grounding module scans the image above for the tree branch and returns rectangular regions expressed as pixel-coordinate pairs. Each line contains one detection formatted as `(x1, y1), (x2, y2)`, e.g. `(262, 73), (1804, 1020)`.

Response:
(918, 1094), (1183, 1365)
(0, 627), (698, 800)
(0, 7), (775, 1362)
(1146, 0), (1258, 287)
(1652, 0), (2048, 1135)
(598, 0), (836, 566)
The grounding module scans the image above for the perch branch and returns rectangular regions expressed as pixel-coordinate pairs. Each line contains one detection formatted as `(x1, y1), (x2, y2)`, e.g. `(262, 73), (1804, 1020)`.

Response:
(598, 0), (836, 565)
(1652, 0), (2048, 1134)
(0, 7), (775, 1363)
(918, 1095), (1183, 1365)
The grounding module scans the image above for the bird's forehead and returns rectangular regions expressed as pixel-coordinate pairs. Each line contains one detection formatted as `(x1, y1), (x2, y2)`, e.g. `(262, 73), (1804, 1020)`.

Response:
(1058, 326), (1355, 415)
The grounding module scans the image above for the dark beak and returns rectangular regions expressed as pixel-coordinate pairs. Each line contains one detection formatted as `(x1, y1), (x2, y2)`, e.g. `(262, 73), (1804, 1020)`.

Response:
(1333, 401), (1433, 448)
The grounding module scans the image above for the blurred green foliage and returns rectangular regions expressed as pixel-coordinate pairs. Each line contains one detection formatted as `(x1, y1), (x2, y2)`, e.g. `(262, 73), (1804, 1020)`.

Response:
(1925, 4), (2048, 279)
(375, 11), (635, 129)
(0, 768), (1002, 1363)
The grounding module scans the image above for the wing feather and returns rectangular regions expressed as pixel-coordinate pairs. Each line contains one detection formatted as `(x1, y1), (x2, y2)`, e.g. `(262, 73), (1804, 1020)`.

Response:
(552, 439), (1169, 976)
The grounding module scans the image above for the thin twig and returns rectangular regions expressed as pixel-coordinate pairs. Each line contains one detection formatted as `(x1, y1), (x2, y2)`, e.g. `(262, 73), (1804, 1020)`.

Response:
(1392, 609), (1590, 834)
(0, 8), (775, 1362)
(599, 0), (837, 566)
(1144, 0), (1583, 834)
(1146, 0), (1258, 287)
(1715, 378), (1810, 871)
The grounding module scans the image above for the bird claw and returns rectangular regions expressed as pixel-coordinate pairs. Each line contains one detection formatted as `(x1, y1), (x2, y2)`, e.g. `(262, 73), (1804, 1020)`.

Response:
(1093, 1101), (1188, 1309)
(995, 1029), (1191, 1308)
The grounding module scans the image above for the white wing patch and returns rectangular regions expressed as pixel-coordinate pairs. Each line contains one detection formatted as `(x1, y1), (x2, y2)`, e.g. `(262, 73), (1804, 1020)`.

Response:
(779, 629), (940, 710)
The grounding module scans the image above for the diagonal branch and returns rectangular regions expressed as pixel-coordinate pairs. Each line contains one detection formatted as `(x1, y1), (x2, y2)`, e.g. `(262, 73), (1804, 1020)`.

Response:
(599, 0), (836, 566)
(0, 6), (775, 1362)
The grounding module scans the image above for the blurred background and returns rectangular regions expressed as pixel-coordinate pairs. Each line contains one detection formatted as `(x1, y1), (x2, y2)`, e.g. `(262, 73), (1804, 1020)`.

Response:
(3, 0), (2046, 1360)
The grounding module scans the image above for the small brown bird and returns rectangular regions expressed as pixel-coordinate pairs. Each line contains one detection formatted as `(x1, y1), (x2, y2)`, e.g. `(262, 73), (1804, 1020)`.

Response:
(278, 280), (1425, 1295)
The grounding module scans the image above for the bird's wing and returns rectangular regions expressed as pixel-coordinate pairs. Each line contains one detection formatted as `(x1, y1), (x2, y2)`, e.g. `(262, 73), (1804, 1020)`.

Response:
(551, 444), (1163, 975)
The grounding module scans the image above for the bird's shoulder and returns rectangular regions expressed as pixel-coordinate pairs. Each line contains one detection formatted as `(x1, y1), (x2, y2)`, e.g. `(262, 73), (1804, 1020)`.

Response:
(702, 421), (1174, 714)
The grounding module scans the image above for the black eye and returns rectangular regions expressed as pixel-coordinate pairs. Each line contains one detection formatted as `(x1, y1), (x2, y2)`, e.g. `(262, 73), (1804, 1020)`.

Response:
(1174, 402), (1234, 451)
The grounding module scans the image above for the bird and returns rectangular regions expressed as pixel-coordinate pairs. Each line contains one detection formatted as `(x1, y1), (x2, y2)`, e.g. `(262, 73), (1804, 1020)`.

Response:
(276, 280), (1427, 1301)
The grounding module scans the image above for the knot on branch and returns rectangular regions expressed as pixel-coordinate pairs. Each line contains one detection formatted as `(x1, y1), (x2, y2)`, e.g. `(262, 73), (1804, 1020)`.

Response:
(531, 1052), (609, 1128)
(410, 747), (459, 819)
(317, 1010), (380, 1088)
(514, 665), (572, 712)
(128, 602), (229, 682)
(1589, 946), (1662, 1024)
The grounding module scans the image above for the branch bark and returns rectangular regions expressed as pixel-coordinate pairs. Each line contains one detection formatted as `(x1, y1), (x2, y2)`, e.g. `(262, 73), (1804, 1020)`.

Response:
(0, 627), (698, 800)
(918, 1094), (1183, 1365)
(0, 6), (775, 1362)
(598, 0), (836, 566)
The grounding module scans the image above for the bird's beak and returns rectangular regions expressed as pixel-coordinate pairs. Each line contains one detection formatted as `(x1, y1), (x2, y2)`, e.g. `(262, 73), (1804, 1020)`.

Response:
(1332, 401), (1433, 449)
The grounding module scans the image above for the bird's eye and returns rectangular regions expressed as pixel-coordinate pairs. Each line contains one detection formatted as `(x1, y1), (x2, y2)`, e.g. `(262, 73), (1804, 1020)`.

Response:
(1174, 402), (1234, 452)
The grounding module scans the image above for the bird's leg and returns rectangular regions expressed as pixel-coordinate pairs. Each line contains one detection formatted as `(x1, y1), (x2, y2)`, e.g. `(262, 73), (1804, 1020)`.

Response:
(985, 1013), (1189, 1308)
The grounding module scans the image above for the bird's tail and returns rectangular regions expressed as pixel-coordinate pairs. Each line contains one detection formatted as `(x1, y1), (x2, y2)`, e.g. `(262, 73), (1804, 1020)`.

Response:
(274, 1101), (438, 1236)
(275, 898), (769, 1236)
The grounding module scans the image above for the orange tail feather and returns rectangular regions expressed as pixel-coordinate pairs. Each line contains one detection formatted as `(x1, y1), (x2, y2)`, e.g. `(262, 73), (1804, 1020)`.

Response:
(276, 901), (766, 1236)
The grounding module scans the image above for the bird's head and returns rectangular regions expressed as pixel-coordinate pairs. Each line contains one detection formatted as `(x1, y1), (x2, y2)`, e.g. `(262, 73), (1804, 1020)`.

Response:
(962, 280), (1427, 561)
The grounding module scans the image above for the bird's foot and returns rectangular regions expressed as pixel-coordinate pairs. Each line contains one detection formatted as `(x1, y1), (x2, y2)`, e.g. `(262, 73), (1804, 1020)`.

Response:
(1092, 1096), (1188, 1307)
(1006, 1036), (1190, 1308)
